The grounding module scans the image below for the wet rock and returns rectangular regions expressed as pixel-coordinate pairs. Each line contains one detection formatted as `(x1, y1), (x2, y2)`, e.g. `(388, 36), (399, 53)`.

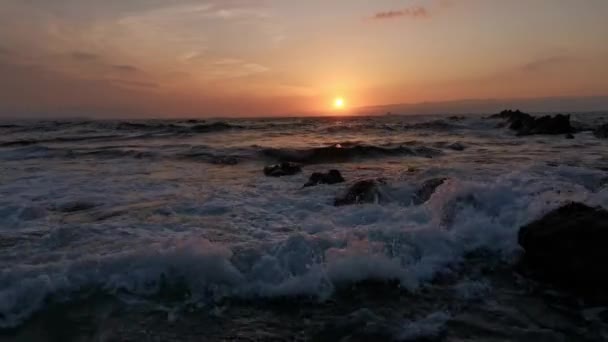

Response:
(525, 114), (573, 135)
(303, 170), (345, 187)
(334, 179), (383, 206)
(489, 109), (530, 121)
(565, 133), (575, 139)
(594, 123), (608, 139)
(490, 110), (573, 135)
(263, 162), (302, 177)
(412, 178), (448, 205)
(447, 143), (465, 151)
(518, 202), (608, 292)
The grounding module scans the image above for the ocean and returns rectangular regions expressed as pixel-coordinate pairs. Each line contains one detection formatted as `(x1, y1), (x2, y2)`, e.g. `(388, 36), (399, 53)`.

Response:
(1, 113), (608, 341)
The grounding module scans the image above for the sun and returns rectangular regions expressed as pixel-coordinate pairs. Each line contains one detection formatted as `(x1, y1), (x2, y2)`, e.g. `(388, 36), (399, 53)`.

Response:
(333, 97), (345, 109)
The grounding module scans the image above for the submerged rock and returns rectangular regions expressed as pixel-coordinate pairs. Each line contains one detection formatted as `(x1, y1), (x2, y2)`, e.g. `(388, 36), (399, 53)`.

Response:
(263, 162), (302, 177)
(303, 170), (345, 187)
(412, 178), (448, 205)
(334, 179), (383, 206)
(594, 123), (608, 139)
(490, 110), (573, 135)
(518, 202), (608, 293)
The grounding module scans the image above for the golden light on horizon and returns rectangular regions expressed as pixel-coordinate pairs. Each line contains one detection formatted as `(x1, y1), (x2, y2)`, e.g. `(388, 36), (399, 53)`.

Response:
(333, 97), (345, 109)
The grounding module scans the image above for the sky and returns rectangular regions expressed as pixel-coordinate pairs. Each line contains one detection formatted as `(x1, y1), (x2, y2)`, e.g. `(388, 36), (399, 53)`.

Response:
(0, 0), (607, 118)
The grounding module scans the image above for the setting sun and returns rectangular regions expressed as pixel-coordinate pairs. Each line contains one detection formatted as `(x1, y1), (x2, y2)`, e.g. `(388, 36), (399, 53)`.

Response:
(334, 97), (345, 109)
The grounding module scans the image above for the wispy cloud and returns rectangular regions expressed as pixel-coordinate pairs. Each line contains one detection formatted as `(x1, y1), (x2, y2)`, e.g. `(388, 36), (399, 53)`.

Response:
(521, 56), (577, 72)
(372, 6), (429, 20)
(209, 58), (269, 79)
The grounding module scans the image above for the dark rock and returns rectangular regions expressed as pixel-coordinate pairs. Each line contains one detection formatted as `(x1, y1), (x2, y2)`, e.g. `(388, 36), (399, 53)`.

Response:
(594, 123), (608, 139)
(489, 109), (529, 121)
(303, 170), (345, 187)
(263, 162), (302, 177)
(518, 202), (608, 293)
(334, 179), (383, 206)
(490, 110), (573, 135)
(447, 142), (465, 151)
(525, 114), (572, 135)
(565, 133), (575, 139)
(412, 178), (448, 205)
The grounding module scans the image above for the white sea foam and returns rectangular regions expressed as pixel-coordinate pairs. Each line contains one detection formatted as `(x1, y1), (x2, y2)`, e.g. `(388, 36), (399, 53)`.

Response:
(1, 114), (607, 328)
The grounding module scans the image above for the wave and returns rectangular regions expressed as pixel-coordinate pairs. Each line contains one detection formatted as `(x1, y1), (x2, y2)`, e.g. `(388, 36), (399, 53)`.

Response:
(2, 165), (608, 328)
(0, 134), (124, 147)
(261, 143), (442, 164)
(402, 120), (460, 130)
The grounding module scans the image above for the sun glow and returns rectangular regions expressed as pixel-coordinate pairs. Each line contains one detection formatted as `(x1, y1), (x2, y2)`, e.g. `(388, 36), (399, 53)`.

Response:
(334, 97), (345, 109)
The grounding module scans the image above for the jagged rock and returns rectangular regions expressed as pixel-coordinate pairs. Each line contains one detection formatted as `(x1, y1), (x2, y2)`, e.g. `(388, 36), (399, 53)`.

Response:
(334, 179), (383, 206)
(490, 110), (573, 135)
(594, 123), (608, 139)
(303, 170), (345, 187)
(263, 162), (302, 177)
(518, 202), (608, 293)
(412, 178), (448, 205)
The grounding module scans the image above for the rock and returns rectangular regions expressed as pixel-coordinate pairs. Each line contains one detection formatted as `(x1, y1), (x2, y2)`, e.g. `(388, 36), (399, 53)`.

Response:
(412, 178), (448, 205)
(565, 133), (575, 139)
(489, 109), (529, 121)
(447, 142), (465, 151)
(263, 162), (302, 177)
(334, 179), (383, 206)
(594, 123), (608, 139)
(518, 202), (608, 293)
(303, 170), (345, 187)
(525, 114), (572, 135)
(490, 110), (573, 135)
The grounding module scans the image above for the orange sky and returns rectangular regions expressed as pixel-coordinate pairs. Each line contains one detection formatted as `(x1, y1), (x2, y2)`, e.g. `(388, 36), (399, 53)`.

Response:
(0, 0), (607, 117)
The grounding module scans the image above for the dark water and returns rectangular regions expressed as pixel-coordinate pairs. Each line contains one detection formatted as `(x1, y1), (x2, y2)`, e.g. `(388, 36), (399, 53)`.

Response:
(1, 114), (607, 341)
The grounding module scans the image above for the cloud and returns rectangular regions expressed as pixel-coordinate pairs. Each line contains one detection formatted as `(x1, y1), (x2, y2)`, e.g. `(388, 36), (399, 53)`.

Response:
(521, 56), (577, 72)
(372, 6), (429, 20)
(210, 58), (269, 78)
(112, 64), (139, 72)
